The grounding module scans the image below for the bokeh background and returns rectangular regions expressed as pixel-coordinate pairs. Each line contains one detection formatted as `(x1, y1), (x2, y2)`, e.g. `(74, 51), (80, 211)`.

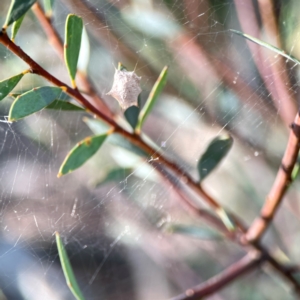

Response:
(0, 0), (300, 299)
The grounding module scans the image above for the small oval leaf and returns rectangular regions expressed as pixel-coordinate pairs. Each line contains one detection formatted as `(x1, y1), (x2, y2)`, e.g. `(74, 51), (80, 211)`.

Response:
(64, 14), (83, 85)
(9, 86), (63, 121)
(4, 0), (36, 27)
(46, 100), (84, 111)
(0, 73), (24, 101)
(11, 14), (25, 41)
(198, 134), (233, 181)
(55, 232), (85, 300)
(58, 134), (108, 177)
(124, 105), (140, 129)
(163, 223), (222, 240)
(135, 66), (168, 133)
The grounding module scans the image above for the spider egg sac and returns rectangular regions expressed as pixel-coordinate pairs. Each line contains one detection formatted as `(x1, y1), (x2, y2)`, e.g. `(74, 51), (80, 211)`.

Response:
(106, 69), (142, 110)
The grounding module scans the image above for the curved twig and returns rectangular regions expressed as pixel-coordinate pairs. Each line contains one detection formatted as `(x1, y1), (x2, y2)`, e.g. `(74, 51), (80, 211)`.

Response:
(170, 252), (264, 300)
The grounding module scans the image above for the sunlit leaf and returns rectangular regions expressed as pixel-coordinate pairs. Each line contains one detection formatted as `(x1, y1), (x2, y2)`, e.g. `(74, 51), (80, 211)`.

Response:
(0, 73), (24, 101)
(55, 232), (85, 300)
(117, 62), (127, 71)
(11, 14), (25, 41)
(216, 208), (236, 232)
(58, 134), (108, 177)
(46, 100), (84, 111)
(43, 0), (55, 17)
(136, 66), (168, 133)
(9, 86), (63, 121)
(64, 14), (83, 86)
(4, 0), (36, 27)
(230, 29), (300, 65)
(197, 134), (233, 181)
(77, 27), (90, 73)
(124, 105), (140, 130)
(163, 223), (222, 240)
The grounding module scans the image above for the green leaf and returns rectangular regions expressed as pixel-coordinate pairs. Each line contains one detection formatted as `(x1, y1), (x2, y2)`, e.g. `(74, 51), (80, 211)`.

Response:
(291, 152), (300, 181)
(4, 0), (36, 27)
(43, 0), (55, 17)
(58, 134), (108, 177)
(136, 66), (168, 133)
(46, 100), (84, 111)
(230, 29), (300, 65)
(117, 62), (127, 71)
(163, 223), (222, 240)
(109, 134), (147, 157)
(83, 117), (111, 135)
(198, 134), (233, 181)
(64, 14), (83, 85)
(77, 27), (90, 73)
(55, 232), (85, 300)
(216, 208), (236, 232)
(9, 86), (63, 121)
(11, 14), (25, 41)
(124, 105), (140, 129)
(0, 73), (24, 101)
(95, 167), (133, 187)
(84, 118), (147, 157)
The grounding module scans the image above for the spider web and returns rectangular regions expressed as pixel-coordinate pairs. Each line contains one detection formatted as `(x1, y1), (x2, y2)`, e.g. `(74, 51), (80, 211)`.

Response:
(0, 0), (299, 299)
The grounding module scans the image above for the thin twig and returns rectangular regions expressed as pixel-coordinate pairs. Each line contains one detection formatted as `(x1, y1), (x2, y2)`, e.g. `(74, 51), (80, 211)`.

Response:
(0, 28), (222, 211)
(152, 162), (234, 238)
(246, 112), (300, 242)
(1, 24), (300, 295)
(170, 252), (264, 300)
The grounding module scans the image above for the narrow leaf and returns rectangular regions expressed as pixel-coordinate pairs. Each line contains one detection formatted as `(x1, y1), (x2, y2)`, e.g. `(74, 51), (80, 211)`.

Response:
(0, 73), (24, 101)
(83, 117), (111, 135)
(216, 208), (236, 232)
(58, 134), (108, 177)
(55, 232), (85, 300)
(164, 223), (222, 240)
(291, 152), (300, 181)
(11, 14), (25, 41)
(198, 134), (233, 181)
(46, 100), (84, 111)
(124, 105), (140, 129)
(9, 86), (63, 121)
(95, 167), (133, 187)
(4, 0), (36, 27)
(43, 0), (55, 18)
(64, 14), (83, 85)
(110, 134), (147, 157)
(136, 66), (168, 133)
(117, 62), (127, 71)
(77, 27), (90, 73)
(230, 29), (300, 65)
(84, 118), (147, 157)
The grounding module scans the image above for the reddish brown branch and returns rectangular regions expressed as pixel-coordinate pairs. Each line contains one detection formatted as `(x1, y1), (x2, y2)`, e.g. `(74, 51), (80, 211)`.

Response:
(0, 28), (222, 210)
(1, 23), (300, 295)
(246, 114), (300, 242)
(170, 252), (264, 300)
